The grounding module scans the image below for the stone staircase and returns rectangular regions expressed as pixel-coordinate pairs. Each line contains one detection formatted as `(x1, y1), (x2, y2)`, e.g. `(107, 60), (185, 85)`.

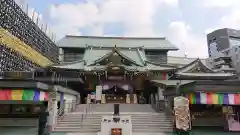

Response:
(53, 104), (173, 133)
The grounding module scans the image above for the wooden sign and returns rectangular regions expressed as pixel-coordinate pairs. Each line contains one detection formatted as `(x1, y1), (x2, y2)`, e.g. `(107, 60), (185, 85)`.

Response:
(108, 76), (123, 80)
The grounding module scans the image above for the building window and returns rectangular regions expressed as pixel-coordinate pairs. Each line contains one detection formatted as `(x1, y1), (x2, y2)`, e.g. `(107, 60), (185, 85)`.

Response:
(229, 37), (240, 47)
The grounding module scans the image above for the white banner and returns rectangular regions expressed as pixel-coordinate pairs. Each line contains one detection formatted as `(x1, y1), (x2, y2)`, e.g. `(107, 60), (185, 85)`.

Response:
(96, 85), (103, 100)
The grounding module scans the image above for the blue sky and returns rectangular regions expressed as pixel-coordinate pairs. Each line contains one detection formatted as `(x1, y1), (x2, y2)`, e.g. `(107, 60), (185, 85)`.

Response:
(15, 0), (240, 58)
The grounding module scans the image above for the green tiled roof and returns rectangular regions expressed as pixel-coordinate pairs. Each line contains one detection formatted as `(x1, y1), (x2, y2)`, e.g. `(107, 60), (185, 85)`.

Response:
(83, 46), (146, 66)
(52, 60), (85, 70)
(83, 47), (112, 65)
(50, 46), (176, 71)
(57, 36), (178, 50)
(118, 48), (145, 66)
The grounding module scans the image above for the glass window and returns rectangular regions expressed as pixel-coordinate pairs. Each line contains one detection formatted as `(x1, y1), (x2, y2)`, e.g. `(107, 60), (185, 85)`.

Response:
(229, 38), (240, 47)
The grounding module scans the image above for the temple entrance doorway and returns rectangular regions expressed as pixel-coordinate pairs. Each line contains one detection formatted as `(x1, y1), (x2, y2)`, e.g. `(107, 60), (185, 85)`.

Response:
(102, 85), (130, 104)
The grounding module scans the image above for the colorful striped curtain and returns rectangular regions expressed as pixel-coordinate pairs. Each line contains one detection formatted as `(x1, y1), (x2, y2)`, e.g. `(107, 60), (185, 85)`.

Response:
(0, 89), (48, 101)
(187, 92), (240, 105)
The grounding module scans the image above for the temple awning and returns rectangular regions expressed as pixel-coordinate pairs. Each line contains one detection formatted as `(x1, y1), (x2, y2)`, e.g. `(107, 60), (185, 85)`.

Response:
(0, 79), (52, 91)
(176, 72), (234, 77)
(150, 80), (195, 87)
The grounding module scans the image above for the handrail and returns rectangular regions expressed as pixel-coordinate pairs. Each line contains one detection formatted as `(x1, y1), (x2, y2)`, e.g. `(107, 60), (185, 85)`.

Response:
(151, 100), (165, 112)
(80, 103), (91, 128)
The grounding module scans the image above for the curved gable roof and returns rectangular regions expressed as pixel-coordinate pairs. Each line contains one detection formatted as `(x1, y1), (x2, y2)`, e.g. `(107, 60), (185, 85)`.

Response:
(57, 36), (178, 50)
(177, 58), (214, 73)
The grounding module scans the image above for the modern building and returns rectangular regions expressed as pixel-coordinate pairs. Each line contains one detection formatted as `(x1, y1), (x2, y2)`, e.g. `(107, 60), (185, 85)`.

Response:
(207, 28), (239, 73)
(0, 0), (58, 71)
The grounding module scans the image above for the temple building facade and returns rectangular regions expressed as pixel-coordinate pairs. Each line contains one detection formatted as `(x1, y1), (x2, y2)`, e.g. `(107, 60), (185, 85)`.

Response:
(51, 36), (178, 104)
(49, 35), (240, 132)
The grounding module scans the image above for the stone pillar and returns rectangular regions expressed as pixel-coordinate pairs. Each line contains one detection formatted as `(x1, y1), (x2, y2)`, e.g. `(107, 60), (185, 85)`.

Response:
(72, 99), (77, 111)
(158, 87), (164, 101)
(101, 94), (106, 104)
(87, 94), (91, 104)
(133, 94), (138, 104)
(59, 48), (64, 62)
(76, 94), (81, 104)
(126, 94), (130, 104)
(47, 98), (58, 132)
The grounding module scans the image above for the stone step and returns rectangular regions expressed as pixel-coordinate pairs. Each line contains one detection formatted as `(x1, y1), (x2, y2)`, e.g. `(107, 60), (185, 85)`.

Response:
(132, 133), (167, 135)
(54, 126), (100, 129)
(57, 118), (172, 121)
(65, 132), (167, 135)
(56, 125), (100, 127)
(66, 133), (97, 135)
(133, 125), (173, 128)
(55, 104), (173, 133)
(57, 121), (172, 124)
(54, 128), (100, 132)
(61, 115), (170, 118)
(63, 114), (168, 117)
(57, 120), (172, 123)
(56, 122), (172, 126)
(58, 116), (171, 119)
(132, 128), (173, 131)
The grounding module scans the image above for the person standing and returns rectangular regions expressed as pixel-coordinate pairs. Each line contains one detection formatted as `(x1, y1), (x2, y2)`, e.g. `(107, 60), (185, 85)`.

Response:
(38, 104), (49, 135)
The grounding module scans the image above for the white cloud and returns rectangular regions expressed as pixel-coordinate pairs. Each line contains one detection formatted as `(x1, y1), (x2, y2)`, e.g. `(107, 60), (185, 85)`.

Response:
(17, 0), (240, 58)
(202, 0), (240, 8)
(48, 0), (211, 58)
(49, 0), (179, 39)
(204, 0), (240, 34)
(167, 21), (208, 58)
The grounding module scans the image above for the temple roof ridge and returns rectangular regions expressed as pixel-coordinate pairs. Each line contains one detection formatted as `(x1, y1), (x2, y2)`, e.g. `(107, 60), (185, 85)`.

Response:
(86, 44), (144, 49)
(145, 61), (177, 68)
(65, 35), (167, 40)
(52, 59), (85, 66)
(57, 36), (178, 50)
(177, 58), (215, 73)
